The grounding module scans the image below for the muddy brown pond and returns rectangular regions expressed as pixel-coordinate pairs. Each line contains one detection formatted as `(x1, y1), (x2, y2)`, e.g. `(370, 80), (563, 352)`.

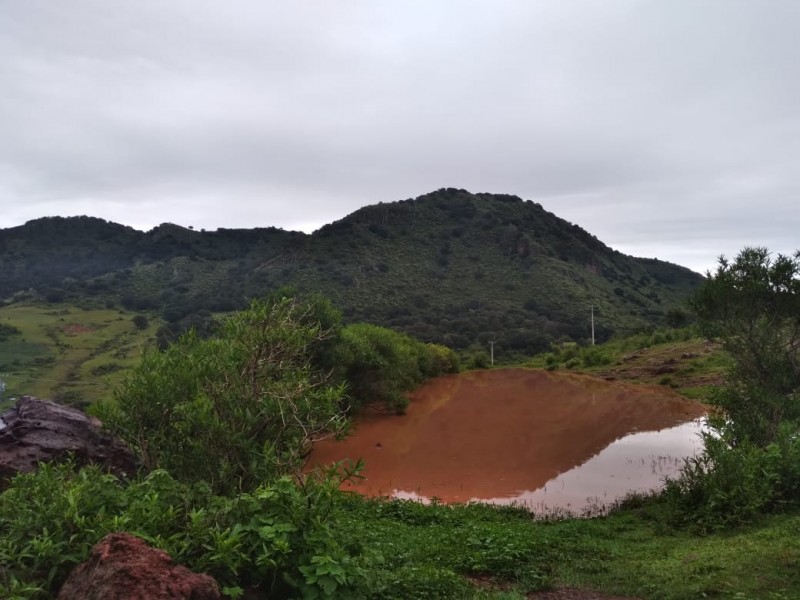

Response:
(310, 368), (707, 514)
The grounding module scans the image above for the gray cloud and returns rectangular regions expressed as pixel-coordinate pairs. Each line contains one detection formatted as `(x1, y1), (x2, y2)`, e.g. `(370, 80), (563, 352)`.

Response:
(1, 1), (798, 272)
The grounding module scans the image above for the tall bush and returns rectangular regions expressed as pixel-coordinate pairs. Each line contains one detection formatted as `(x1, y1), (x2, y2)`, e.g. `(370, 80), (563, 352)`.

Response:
(691, 247), (800, 446)
(668, 247), (800, 527)
(97, 296), (347, 494)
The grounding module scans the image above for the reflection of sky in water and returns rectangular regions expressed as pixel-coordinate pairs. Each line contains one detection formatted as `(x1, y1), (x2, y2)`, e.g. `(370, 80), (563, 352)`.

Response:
(394, 419), (707, 515)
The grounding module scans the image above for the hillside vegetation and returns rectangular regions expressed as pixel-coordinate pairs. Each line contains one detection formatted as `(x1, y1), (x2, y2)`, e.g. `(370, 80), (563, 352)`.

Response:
(1, 189), (702, 357)
(3, 251), (800, 599)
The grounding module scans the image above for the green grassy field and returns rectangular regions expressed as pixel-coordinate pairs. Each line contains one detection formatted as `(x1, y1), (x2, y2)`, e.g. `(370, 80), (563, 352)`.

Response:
(332, 495), (800, 599)
(0, 303), (157, 408)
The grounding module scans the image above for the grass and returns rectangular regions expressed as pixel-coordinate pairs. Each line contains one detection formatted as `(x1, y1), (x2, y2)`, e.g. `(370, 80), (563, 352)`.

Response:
(0, 303), (157, 407)
(335, 495), (800, 598)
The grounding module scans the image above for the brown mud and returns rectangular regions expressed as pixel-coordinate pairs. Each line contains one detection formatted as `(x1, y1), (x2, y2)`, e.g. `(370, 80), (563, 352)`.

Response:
(310, 368), (706, 503)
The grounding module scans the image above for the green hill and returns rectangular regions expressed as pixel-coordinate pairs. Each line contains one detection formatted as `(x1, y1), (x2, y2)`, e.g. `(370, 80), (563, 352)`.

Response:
(0, 189), (702, 357)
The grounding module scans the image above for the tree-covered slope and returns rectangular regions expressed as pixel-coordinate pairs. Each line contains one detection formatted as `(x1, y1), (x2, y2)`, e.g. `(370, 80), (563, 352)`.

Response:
(0, 189), (703, 355)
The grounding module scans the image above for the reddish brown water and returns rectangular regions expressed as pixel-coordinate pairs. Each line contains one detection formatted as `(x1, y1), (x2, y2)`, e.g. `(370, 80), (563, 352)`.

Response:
(310, 368), (706, 510)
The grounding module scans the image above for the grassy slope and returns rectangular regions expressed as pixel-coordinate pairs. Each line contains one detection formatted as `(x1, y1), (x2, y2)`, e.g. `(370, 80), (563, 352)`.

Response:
(524, 329), (728, 400)
(0, 303), (157, 407)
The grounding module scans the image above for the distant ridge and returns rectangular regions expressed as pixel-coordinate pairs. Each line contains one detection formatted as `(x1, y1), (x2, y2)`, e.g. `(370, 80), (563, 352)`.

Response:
(0, 189), (702, 356)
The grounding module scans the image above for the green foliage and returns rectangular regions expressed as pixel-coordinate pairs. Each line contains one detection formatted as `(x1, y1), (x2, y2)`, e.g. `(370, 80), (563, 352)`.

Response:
(421, 343), (461, 377)
(532, 343), (612, 370)
(131, 314), (149, 330)
(527, 327), (698, 371)
(692, 247), (800, 446)
(665, 423), (800, 530)
(97, 296), (348, 494)
(461, 350), (488, 370)
(665, 247), (800, 529)
(1, 192), (703, 358)
(336, 498), (554, 598)
(335, 323), (458, 413)
(0, 463), (369, 599)
(0, 323), (22, 341)
(4, 462), (800, 599)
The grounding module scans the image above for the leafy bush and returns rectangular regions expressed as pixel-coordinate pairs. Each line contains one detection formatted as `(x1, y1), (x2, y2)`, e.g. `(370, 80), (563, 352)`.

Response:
(467, 351), (491, 370)
(334, 324), (458, 413)
(665, 247), (800, 528)
(0, 463), (369, 599)
(97, 296), (347, 494)
(692, 247), (800, 446)
(578, 346), (612, 368)
(664, 423), (800, 530)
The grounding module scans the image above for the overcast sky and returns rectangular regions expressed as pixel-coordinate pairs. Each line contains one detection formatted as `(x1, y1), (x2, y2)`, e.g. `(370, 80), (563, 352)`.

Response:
(1, 1), (798, 273)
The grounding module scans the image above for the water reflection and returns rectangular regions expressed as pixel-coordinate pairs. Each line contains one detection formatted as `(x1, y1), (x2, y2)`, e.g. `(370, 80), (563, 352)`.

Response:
(478, 418), (706, 514)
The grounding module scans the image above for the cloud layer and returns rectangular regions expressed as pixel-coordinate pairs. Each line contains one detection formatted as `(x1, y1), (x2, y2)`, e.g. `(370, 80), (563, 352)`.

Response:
(2, 1), (798, 272)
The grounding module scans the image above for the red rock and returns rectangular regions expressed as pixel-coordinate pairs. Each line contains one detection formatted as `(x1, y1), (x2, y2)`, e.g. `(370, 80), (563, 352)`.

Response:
(57, 532), (220, 600)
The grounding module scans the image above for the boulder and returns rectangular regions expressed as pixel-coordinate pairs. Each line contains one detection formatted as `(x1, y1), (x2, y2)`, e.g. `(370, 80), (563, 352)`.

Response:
(0, 396), (138, 487)
(57, 532), (220, 600)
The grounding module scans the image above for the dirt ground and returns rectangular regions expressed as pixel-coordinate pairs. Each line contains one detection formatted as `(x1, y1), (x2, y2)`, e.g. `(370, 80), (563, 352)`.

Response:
(598, 338), (723, 392)
(310, 368), (706, 503)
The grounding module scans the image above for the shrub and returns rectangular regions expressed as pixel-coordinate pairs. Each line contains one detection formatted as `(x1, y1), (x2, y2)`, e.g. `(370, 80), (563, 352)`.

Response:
(97, 296), (347, 494)
(579, 346), (612, 368)
(692, 247), (800, 446)
(664, 423), (800, 530)
(467, 351), (491, 370)
(334, 324), (455, 413)
(667, 247), (800, 528)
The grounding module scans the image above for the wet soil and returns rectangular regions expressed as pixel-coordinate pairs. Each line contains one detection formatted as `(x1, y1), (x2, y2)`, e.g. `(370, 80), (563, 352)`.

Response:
(310, 368), (706, 503)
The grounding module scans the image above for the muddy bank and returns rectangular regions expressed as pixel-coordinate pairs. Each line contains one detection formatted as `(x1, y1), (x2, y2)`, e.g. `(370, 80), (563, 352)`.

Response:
(310, 368), (706, 504)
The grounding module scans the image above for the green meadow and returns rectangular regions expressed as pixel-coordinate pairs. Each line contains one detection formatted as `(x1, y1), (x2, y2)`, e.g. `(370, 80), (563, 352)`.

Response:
(0, 303), (157, 408)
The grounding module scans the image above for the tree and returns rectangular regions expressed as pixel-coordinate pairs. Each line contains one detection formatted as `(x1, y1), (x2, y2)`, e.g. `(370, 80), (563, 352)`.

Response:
(692, 247), (800, 445)
(131, 315), (149, 330)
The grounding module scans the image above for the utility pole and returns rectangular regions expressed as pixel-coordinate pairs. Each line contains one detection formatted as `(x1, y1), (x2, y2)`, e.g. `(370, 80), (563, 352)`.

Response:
(590, 305), (595, 346)
(489, 341), (496, 367)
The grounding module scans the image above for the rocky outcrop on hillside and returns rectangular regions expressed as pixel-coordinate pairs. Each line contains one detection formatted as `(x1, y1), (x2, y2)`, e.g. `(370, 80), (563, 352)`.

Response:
(0, 396), (138, 487)
(57, 532), (220, 600)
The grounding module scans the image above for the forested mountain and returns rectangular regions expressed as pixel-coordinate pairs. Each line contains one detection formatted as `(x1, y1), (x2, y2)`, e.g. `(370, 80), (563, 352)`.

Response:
(0, 189), (702, 355)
